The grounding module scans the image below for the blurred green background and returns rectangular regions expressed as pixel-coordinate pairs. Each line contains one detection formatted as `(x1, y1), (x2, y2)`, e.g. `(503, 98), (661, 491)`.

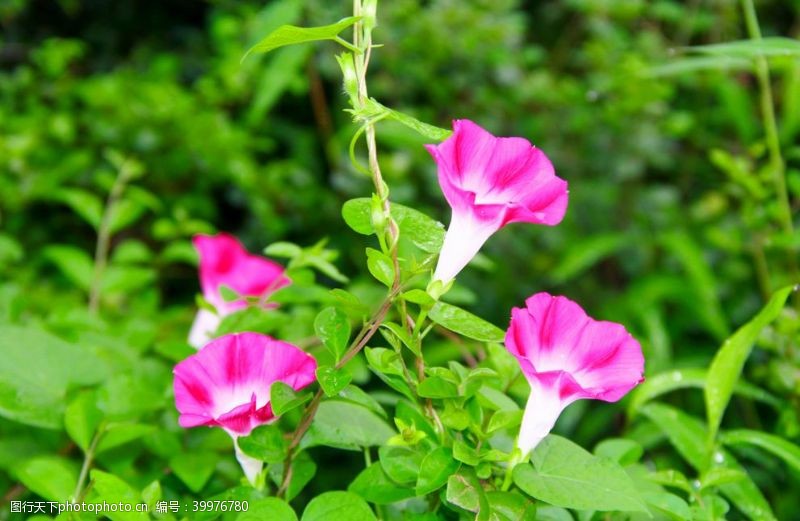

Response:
(1, 0), (800, 517)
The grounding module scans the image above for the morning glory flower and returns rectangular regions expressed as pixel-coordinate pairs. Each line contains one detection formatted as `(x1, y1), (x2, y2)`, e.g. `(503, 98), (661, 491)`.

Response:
(188, 233), (290, 349)
(425, 120), (568, 284)
(173, 332), (317, 483)
(505, 293), (644, 456)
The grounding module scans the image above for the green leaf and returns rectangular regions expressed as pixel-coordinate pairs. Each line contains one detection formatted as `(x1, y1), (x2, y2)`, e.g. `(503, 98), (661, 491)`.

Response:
(644, 55), (752, 77)
(640, 403), (709, 469)
(705, 285), (794, 440)
(316, 365), (352, 397)
(699, 467), (746, 489)
(428, 302), (505, 342)
(627, 367), (780, 416)
(512, 435), (647, 512)
(416, 447), (460, 496)
(271, 381), (312, 416)
(265, 241), (303, 258)
(303, 400), (394, 450)
(487, 410), (523, 434)
(721, 429), (800, 473)
(14, 456), (78, 502)
(96, 422), (155, 453)
(640, 405), (776, 519)
(446, 471), (488, 515)
(315, 307), (351, 363)
(366, 247), (394, 287)
(342, 198), (445, 253)
(364, 99), (452, 141)
(238, 498), (298, 521)
(43, 244), (94, 291)
(244, 17), (361, 60)
(379, 445), (424, 484)
(0, 325), (108, 429)
(593, 438), (643, 466)
(239, 424), (287, 464)
(417, 376), (460, 399)
(689, 37), (800, 58)
(89, 470), (147, 521)
(49, 188), (103, 229)
(642, 492), (691, 521)
(269, 451), (317, 502)
(549, 233), (628, 283)
(169, 451), (217, 493)
(349, 462), (416, 504)
(301, 491), (377, 521)
(65, 391), (102, 451)
(661, 232), (729, 340)
(486, 491), (536, 521)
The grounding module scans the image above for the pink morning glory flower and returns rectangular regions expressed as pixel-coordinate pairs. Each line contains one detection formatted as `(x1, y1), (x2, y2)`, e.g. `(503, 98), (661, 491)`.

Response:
(188, 233), (290, 349)
(505, 293), (644, 456)
(173, 332), (317, 483)
(426, 120), (568, 284)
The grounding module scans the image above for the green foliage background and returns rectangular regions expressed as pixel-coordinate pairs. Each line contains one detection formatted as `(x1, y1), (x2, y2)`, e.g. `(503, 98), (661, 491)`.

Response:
(1, 0), (800, 519)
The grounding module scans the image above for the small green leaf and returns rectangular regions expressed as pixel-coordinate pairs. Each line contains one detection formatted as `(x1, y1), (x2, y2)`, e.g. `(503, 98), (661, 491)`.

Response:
(641, 403), (709, 469)
(239, 498), (298, 521)
(303, 400), (394, 450)
(512, 435), (647, 512)
(315, 307), (351, 363)
(96, 422), (155, 453)
(271, 382), (312, 416)
(689, 37), (800, 58)
(721, 429), (800, 473)
(169, 452), (217, 493)
(593, 439), (643, 466)
(342, 198), (445, 253)
(239, 424), (287, 464)
(316, 366), (352, 397)
(416, 447), (460, 496)
(89, 470), (148, 521)
(486, 491), (537, 521)
(265, 242), (303, 258)
(417, 376), (460, 399)
(349, 462), (416, 504)
(43, 244), (94, 291)
(301, 491), (376, 521)
(446, 471), (488, 515)
(699, 467), (746, 489)
(642, 492), (691, 521)
(487, 410), (523, 434)
(65, 391), (102, 451)
(401, 289), (436, 307)
(366, 248), (394, 287)
(244, 17), (361, 60)
(705, 285), (794, 440)
(49, 188), (103, 229)
(15, 456), (78, 502)
(428, 302), (505, 343)
(379, 445), (424, 483)
(269, 451), (317, 502)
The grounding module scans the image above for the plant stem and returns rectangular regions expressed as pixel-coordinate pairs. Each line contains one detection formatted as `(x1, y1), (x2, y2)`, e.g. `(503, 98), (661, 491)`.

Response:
(88, 161), (132, 314)
(277, 288), (400, 497)
(740, 0), (799, 291)
(72, 427), (104, 502)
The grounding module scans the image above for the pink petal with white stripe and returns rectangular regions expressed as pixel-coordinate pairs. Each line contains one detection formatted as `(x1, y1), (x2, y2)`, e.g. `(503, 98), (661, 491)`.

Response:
(189, 233), (290, 348)
(173, 332), (317, 437)
(505, 293), (644, 455)
(426, 120), (568, 283)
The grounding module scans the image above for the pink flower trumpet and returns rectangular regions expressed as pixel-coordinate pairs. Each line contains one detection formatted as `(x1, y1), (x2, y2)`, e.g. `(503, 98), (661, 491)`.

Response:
(188, 233), (290, 349)
(426, 120), (568, 284)
(173, 332), (317, 483)
(505, 293), (644, 456)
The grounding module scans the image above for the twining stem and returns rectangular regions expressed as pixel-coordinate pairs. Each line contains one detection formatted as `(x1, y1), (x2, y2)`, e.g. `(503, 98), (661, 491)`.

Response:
(88, 161), (133, 314)
(277, 288), (400, 497)
(72, 426), (104, 503)
(740, 0), (799, 293)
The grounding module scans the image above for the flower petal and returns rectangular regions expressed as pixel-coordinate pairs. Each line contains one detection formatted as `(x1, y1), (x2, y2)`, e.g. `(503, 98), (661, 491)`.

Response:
(187, 308), (221, 350)
(193, 233), (290, 312)
(173, 332), (317, 436)
(518, 375), (574, 456)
